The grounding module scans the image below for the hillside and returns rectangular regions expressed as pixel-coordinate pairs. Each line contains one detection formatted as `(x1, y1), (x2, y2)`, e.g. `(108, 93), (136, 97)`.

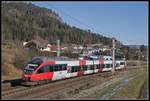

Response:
(2, 2), (122, 46)
(1, 2), (129, 78)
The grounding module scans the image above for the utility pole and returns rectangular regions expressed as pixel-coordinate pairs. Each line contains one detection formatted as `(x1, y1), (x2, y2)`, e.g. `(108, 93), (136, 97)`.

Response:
(57, 39), (60, 57)
(138, 47), (140, 60)
(36, 32), (39, 56)
(92, 58), (95, 74)
(112, 38), (115, 74)
(138, 46), (141, 68)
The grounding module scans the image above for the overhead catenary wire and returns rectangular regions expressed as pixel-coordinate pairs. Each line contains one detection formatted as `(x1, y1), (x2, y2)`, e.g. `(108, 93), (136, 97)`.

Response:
(47, 4), (113, 38)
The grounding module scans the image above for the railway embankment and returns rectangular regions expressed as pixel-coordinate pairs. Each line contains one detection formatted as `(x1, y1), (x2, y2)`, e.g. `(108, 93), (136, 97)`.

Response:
(2, 65), (148, 100)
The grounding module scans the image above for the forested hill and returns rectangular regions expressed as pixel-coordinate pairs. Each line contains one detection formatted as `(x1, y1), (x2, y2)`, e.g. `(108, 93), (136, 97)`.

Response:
(2, 2), (122, 46)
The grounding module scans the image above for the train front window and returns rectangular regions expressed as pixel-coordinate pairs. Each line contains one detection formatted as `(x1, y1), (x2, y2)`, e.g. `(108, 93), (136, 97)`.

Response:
(24, 69), (34, 74)
(27, 64), (38, 69)
(24, 64), (38, 71)
(28, 58), (43, 65)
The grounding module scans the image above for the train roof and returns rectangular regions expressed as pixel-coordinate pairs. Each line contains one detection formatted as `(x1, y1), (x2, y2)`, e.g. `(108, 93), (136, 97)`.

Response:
(32, 56), (76, 61)
(31, 56), (126, 62)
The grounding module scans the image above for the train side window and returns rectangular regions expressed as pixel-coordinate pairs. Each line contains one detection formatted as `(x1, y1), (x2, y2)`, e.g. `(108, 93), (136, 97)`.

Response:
(49, 65), (53, 72)
(87, 65), (90, 70)
(118, 63), (120, 67)
(37, 67), (44, 73)
(71, 66), (78, 72)
(79, 66), (81, 71)
(105, 64), (107, 68)
(67, 66), (71, 73)
(74, 66), (78, 72)
(103, 64), (105, 68)
(82, 66), (84, 70)
(71, 66), (74, 72)
(74, 66), (76, 72)
(77, 66), (81, 71)
(116, 63), (120, 67)
(44, 65), (49, 72)
(101, 64), (105, 68)
(79, 66), (82, 71)
(90, 65), (93, 70)
(83, 65), (87, 70)
(54, 65), (59, 71)
(120, 62), (125, 65)
(58, 65), (62, 71)
(109, 64), (111, 68)
(96, 64), (100, 69)
(62, 64), (67, 70)
(99, 64), (101, 68)
(76, 66), (78, 71)
(94, 65), (96, 69)
(106, 64), (110, 68)
(82, 66), (85, 70)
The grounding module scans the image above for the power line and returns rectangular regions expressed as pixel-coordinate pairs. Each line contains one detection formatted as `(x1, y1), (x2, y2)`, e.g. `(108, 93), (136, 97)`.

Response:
(49, 4), (94, 29)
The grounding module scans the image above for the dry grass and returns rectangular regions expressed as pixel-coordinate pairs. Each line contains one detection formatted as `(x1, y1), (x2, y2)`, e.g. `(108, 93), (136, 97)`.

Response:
(2, 42), (26, 80)
(91, 67), (148, 100)
(110, 67), (148, 100)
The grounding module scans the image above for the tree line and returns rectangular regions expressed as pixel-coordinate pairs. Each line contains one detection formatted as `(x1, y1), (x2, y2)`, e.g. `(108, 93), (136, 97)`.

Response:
(2, 2), (116, 46)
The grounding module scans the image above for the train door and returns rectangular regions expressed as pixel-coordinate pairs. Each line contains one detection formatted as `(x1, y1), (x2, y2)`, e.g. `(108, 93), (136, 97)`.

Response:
(31, 65), (53, 81)
(66, 66), (71, 78)
(103, 64), (111, 71)
(94, 65), (98, 73)
(95, 64), (100, 73)
(84, 65), (90, 74)
(99, 64), (104, 72)
(52, 64), (67, 80)
(99, 59), (104, 72)
(115, 63), (120, 70)
(66, 66), (78, 78)
(60, 64), (67, 79)
(77, 66), (84, 76)
(90, 65), (95, 74)
(120, 62), (125, 69)
(82, 65), (88, 74)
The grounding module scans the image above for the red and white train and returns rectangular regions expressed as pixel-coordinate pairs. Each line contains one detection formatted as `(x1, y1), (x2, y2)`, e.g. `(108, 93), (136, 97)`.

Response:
(21, 56), (126, 85)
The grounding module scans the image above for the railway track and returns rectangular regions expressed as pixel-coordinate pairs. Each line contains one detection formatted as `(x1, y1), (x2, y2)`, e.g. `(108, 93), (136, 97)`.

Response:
(2, 66), (142, 100)
(20, 72), (110, 99)
(1, 73), (120, 99)
(2, 86), (29, 97)
(2, 79), (22, 91)
(19, 77), (90, 99)
(2, 73), (96, 99)
(21, 68), (138, 99)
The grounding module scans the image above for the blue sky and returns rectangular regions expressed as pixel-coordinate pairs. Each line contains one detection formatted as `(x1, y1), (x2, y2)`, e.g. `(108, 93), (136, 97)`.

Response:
(32, 1), (148, 45)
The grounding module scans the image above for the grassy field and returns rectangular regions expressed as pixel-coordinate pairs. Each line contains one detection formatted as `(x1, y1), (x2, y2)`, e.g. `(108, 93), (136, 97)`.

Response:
(94, 66), (148, 100)
(110, 67), (148, 100)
